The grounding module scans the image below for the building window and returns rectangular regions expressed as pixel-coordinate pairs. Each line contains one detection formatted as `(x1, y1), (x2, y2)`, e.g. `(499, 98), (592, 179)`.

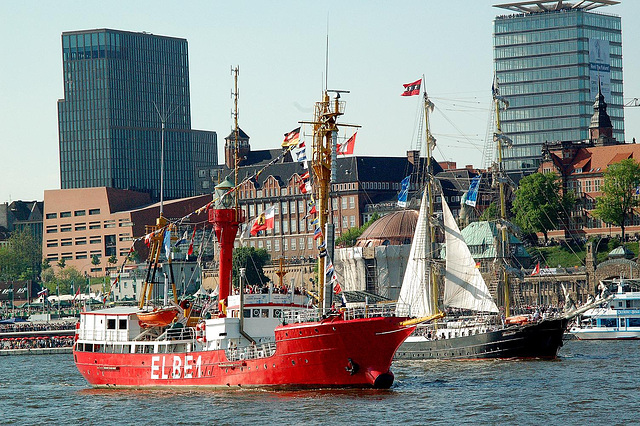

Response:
(349, 196), (355, 209)
(282, 203), (288, 214)
(60, 226), (72, 232)
(89, 208), (101, 215)
(342, 198), (347, 209)
(274, 239), (280, 251)
(46, 241), (58, 248)
(342, 216), (348, 228)
(290, 201), (296, 214)
(60, 211), (72, 218)
(350, 215), (356, 227)
(89, 222), (101, 230)
(74, 210), (86, 216)
(75, 224), (86, 231)
(46, 213), (57, 219)
(291, 239), (296, 251)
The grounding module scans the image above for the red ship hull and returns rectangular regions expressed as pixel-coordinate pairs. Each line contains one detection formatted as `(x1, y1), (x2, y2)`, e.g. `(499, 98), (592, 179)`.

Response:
(74, 315), (413, 389)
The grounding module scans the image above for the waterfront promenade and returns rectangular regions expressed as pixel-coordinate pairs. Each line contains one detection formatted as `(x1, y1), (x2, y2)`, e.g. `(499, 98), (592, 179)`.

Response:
(0, 318), (76, 355)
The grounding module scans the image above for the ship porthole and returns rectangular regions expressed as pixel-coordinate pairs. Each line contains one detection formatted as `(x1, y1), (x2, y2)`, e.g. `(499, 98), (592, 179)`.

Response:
(305, 359), (308, 363)
(273, 364), (276, 368)
(264, 364), (267, 369)
(332, 327), (336, 331)
(292, 360), (296, 366)
(314, 328), (318, 333)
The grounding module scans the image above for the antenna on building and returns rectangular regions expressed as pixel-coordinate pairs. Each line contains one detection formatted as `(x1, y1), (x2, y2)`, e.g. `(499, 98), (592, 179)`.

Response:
(153, 69), (183, 217)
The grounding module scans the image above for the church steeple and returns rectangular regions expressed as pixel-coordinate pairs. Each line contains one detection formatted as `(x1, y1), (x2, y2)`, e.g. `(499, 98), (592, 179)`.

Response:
(589, 78), (614, 146)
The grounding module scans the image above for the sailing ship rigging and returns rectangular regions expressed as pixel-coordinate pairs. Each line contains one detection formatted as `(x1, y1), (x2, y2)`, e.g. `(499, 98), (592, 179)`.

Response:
(395, 77), (604, 360)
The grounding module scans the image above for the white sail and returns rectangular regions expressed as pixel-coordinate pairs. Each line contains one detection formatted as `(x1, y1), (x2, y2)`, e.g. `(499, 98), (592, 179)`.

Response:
(442, 199), (499, 313)
(397, 190), (434, 317)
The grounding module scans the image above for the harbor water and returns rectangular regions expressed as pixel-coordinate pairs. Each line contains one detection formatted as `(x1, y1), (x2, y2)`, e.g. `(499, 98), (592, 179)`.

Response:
(1, 340), (637, 425)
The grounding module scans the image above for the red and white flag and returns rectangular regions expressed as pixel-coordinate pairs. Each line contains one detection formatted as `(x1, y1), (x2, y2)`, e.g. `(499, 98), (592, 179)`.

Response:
(337, 132), (356, 156)
(401, 79), (422, 96)
(531, 262), (540, 276)
(144, 232), (152, 247)
(250, 205), (276, 236)
(187, 225), (197, 256)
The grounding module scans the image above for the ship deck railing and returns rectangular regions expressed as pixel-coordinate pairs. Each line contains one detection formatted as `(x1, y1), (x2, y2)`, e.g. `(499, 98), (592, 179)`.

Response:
(224, 341), (277, 362)
(283, 304), (400, 324)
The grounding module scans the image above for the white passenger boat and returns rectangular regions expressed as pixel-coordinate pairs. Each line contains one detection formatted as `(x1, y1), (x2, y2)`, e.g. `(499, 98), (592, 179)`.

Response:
(570, 281), (640, 340)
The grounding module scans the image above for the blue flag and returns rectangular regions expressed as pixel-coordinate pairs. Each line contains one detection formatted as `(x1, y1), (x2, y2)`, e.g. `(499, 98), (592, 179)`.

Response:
(397, 175), (411, 207)
(465, 175), (481, 207)
(163, 229), (172, 258)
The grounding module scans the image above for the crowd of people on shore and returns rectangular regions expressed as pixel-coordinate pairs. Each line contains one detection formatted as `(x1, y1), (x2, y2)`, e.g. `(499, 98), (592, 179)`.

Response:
(0, 335), (74, 350)
(0, 321), (76, 334)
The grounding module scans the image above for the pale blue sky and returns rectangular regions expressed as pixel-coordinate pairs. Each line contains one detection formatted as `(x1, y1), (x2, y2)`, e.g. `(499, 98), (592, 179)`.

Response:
(1, 0), (639, 203)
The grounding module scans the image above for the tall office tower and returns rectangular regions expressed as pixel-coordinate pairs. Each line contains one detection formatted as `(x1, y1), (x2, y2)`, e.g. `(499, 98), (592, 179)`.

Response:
(57, 29), (216, 200)
(493, 1), (623, 173)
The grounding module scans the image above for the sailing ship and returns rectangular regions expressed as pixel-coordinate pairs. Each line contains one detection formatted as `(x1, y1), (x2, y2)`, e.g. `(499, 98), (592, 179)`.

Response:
(73, 75), (415, 389)
(394, 80), (599, 360)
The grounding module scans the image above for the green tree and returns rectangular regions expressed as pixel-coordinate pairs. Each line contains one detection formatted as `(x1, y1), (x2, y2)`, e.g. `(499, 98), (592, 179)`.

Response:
(44, 265), (84, 295)
(335, 213), (380, 247)
(91, 254), (101, 268)
(0, 228), (41, 281)
(479, 202), (497, 221)
(232, 246), (270, 289)
(108, 254), (118, 266)
(512, 172), (575, 244)
(593, 158), (640, 241)
(57, 258), (66, 269)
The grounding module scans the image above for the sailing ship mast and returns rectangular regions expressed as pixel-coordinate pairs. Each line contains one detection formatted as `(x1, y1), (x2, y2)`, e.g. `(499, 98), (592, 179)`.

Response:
(492, 77), (512, 317)
(422, 88), (439, 316)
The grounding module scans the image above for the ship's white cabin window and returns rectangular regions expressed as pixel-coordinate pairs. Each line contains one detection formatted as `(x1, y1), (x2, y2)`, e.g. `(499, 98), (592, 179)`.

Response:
(243, 309), (251, 318)
(107, 318), (116, 329)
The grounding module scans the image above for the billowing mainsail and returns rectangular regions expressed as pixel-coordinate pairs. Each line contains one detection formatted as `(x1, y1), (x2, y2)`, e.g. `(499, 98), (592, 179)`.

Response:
(442, 199), (499, 313)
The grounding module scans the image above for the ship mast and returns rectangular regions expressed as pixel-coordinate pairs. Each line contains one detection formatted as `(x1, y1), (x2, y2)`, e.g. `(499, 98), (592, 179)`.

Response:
(311, 91), (343, 313)
(423, 89), (439, 315)
(492, 77), (512, 317)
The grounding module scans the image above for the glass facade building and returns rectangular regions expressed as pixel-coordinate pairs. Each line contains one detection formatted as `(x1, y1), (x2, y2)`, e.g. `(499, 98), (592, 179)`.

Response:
(57, 29), (217, 200)
(494, 7), (624, 172)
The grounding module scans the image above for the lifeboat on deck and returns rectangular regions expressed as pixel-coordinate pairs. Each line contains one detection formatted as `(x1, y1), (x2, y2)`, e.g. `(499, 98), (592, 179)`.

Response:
(505, 315), (530, 326)
(137, 307), (179, 328)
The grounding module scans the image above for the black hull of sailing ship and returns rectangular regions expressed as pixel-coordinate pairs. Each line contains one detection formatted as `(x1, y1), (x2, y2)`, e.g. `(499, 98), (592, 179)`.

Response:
(395, 317), (570, 360)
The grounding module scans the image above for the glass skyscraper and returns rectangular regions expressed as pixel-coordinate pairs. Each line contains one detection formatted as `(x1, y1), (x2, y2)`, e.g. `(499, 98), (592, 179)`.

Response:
(493, 1), (624, 172)
(57, 29), (217, 200)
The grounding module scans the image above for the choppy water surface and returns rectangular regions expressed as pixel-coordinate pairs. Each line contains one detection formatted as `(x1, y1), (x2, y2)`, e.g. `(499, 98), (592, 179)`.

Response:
(1, 340), (637, 425)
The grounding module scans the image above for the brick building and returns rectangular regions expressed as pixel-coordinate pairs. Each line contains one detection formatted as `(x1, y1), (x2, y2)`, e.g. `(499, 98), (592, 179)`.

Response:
(539, 84), (640, 241)
(42, 187), (211, 275)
